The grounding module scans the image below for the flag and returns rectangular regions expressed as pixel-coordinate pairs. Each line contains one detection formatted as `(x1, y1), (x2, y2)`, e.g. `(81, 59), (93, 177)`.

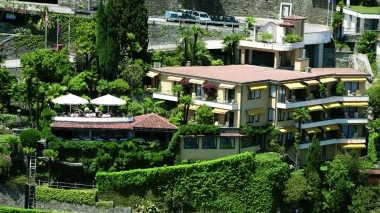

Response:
(57, 22), (61, 36)
(45, 11), (49, 24)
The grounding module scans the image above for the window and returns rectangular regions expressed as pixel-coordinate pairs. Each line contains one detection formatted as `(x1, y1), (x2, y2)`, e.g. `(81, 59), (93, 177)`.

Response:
(195, 84), (204, 97)
(286, 111), (292, 120)
(246, 113), (254, 123)
(270, 85), (277, 98)
(241, 135), (260, 148)
(184, 138), (199, 149)
(255, 114), (260, 122)
(322, 146), (327, 159)
(344, 107), (357, 117)
(285, 133), (292, 142)
(277, 109), (285, 121)
(278, 86), (286, 102)
(202, 138), (217, 149)
(342, 125), (356, 138)
(225, 88), (235, 102)
(277, 134), (284, 143)
(344, 82), (359, 93)
(248, 89), (261, 99)
(220, 138), (235, 149)
(268, 108), (275, 121)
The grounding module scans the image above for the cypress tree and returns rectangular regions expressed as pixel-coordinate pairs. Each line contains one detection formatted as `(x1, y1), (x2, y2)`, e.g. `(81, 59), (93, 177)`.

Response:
(104, 0), (120, 81)
(96, 0), (107, 77)
(306, 133), (321, 175)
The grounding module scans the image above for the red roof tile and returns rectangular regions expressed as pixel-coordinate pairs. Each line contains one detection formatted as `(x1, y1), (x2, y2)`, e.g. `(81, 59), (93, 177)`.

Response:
(152, 65), (369, 84)
(183, 133), (245, 137)
(50, 122), (133, 129)
(282, 15), (307, 20)
(280, 21), (295, 27)
(132, 113), (178, 130)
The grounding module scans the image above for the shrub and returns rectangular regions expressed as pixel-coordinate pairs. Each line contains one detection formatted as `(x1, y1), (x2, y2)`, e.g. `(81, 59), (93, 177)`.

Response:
(0, 114), (29, 128)
(0, 154), (11, 176)
(202, 83), (218, 100)
(180, 79), (192, 95)
(40, 108), (56, 129)
(285, 34), (303, 43)
(35, 186), (96, 205)
(19, 129), (41, 148)
(195, 105), (214, 124)
(335, 82), (345, 96)
(96, 152), (290, 212)
(0, 206), (64, 213)
(6, 175), (28, 189)
(178, 124), (220, 136)
(260, 32), (274, 43)
(96, 201), (114, 208)
(211, 59), (224, 66)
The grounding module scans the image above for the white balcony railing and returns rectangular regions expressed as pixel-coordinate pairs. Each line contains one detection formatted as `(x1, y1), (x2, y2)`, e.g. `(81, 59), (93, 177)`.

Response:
(303, 30), (332, 45)
(193, 99), (238, 110)
(300, 137), (366, 149)
(239, 40), (304, 51)
(277, 95), (369, 109)
(296, 117), (368, 129)
(53, 117), (134, 123)
(152, 92), (178, 102)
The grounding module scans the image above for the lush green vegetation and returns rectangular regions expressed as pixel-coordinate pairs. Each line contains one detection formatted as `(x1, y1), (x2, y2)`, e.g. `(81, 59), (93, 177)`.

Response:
(0, 206), (66, 213)
(96, 152), (290, 212)
(35, 186), (96, 205)
(178, 124), (220, 136)
(285, 34), (303, 43)
(348, 5), (380, 13)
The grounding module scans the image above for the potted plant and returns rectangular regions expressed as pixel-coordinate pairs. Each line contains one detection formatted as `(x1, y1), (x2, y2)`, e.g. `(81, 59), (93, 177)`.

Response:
(202, 83), (218, 101)
(335, 82), (345, 96)
(318, 83), (327, 97)
(260, 32), (274, 43)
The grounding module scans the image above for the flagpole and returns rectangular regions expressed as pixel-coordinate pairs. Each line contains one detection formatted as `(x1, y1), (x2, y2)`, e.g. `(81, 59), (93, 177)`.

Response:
(45, 11), (48, 49)
(331, 1), (334, 27)
(56, 19), (59, 51)
(326, 0), (330, 26)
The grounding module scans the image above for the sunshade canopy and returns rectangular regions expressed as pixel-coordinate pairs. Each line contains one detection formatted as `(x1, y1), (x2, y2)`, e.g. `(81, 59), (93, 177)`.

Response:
(52, 93), (89, 105)
(341, 144), (366, 149)
(90, 94), (126, 106)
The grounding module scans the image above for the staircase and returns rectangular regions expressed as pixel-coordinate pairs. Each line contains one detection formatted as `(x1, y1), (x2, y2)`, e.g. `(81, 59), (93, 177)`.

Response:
(28, 154), (37, 209)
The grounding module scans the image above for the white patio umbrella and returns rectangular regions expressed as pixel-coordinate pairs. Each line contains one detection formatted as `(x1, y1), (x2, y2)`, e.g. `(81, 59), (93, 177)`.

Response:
(52, 93), (89, 113)
(90, 94), (126, 112)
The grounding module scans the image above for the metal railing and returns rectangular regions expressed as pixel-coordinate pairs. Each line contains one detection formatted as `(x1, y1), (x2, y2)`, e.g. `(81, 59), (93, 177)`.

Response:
(278, 93), (368, 104)
(37, 180), (96, 189)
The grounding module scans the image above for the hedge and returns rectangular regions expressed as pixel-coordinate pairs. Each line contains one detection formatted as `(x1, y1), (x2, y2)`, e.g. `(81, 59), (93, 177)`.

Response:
(96, 152), (290, 212)
(0, 206), (66, 212)
(178, 124), (220, 135)
(35, 186), (96, 205)
(0, 114), (29, 128)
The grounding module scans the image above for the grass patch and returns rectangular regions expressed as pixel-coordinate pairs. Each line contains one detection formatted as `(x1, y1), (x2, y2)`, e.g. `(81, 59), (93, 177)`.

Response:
(255, 152), (281, 160)
(347, 6), (380, 14)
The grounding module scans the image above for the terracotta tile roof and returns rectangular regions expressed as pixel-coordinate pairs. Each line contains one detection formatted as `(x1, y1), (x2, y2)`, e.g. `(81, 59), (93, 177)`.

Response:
(51, 113), (178, 130)
(50, 122), (133, 129)
(282, 15), (307, 20)
(183, 133), (245, 137)
(132, 113), (178, 130)
(152, 65), (370, 84)
(280, 21), (295, 27)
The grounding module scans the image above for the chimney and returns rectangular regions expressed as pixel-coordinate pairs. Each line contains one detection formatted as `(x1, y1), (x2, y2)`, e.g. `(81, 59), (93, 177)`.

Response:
(153, 62), (161, 68)
(186, 61), (191, 66)
(302, 49), (306, 58)
(305, 67), (312, 73)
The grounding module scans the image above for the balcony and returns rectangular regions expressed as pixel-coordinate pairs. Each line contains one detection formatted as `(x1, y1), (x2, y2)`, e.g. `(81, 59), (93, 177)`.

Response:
(152, 91), (178, 102)
(300, 137), (366, 149)
(193, 98), (238, 110)
(296, 117), (368, 129)
(277, 94), (369, 109)
(239, 40), (305, 51)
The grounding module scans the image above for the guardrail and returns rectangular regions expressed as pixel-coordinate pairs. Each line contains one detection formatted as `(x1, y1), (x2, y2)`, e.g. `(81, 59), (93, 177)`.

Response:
(151, 16), (246, 27)
(37, 180), (96, 189)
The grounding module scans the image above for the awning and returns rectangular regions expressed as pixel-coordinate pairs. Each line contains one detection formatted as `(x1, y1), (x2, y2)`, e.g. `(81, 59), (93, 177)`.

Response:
(212, 108), (229, 114)
(146, 71), (159, 78)
(341, 144), (366, 149)
(319, 77), (337, 83)
(247, 108), (265, 115)
(340, 78), (367, 82)
(189, 105), (200, 111)
(278, 126), (298, 133)
(322, 125), (340, 132)
(284, 82), (306, 90)
(189, 79), (205, 84)
(323, 103), (341, 109)
(167, 76), (183, 82)
(342, 102), (368, 107)
(305, 127), (321, 134)
(303, 80), (320, 85)
(249, 83), (267, 90)
(219, 83), (236, 89)
(307, 105), (323, 112)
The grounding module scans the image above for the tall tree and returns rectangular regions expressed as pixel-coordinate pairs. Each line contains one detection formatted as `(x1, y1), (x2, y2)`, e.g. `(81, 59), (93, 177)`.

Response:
(96, 0), (107, 78)
(103, 0), (120, 81)
(190, 25), (203, 66)
(120, 62), (145, 95)
(367, 78), (380, 119)
(306, 133), (321, 175)
(222, 34), (244, 64)
(74, 20), (97, 71)
(42, 149), (58, 187)
(292, 107), (309, 134)
(179, 29), (191, 66)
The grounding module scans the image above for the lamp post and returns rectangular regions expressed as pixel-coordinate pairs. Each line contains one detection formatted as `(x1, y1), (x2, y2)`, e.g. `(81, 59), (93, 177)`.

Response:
(16, 109), (22, 128)
(56, 19), (60, 51)
(178, 4), (182, 27)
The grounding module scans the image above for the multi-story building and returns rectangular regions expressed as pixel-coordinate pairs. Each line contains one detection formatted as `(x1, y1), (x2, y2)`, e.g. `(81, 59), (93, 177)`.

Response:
(147, 65), (370, 163)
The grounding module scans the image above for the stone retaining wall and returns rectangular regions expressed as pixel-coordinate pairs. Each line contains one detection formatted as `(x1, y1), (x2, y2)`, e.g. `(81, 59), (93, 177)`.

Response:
(0, 184), (25, 208)
(36, 201), (132, 213)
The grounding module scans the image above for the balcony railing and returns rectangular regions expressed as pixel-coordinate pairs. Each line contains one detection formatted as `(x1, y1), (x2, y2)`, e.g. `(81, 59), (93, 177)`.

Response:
(277, 94), (369, 109)
(193, 98), (238, 110)
(296, 116), (368, 129)
(152, 91), (178, 102)
(300, 137), (366, 149)
(239, 40), (304, 51)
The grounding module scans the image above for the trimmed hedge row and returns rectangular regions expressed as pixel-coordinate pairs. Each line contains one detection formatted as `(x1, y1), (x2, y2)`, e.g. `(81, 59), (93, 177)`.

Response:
(0, 114), (29, 128)
(0, 206), (66, 212)
(178, 124), (220, 135)
(96, 152), (290, 212)
(35, 186), (96, 205)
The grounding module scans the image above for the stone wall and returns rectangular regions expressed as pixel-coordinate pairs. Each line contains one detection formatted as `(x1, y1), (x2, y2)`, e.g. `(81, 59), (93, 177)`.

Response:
(323, 48), (353, 67)
(57, 0), (330, 25)
(0, 184), (25, 208)
(36, 201), (132, 213)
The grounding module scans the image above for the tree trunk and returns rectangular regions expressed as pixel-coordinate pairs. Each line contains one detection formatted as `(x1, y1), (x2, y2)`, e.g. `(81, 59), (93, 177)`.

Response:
(48, 160), (51, 187)
(184, 38), (188, 66)
(232, 44), (235, 64)
(192, 33), (198, 66)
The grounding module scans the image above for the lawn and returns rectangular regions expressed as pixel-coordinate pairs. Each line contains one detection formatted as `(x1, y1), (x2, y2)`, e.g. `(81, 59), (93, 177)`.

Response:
(255, 152), (281, 160)
(347, 6), (380, 14)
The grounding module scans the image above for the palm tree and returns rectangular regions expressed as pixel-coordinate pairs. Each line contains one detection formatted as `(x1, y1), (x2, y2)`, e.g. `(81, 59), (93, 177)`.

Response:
(190, 25), (204, 66)
(179, 29), (191, 66)
(292, 107), (309, 134)
(245, 17), (256, 30)
(42, 149), (58, 187)
(23, 147), (36, 183)
(46, 83), (67, 105)
(180, 95), (192, 125)
(176, 41), (213, 66)
(357, 30), (378, 54)
(222, 34), (245, 64)
(142, 97), (165, 115)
